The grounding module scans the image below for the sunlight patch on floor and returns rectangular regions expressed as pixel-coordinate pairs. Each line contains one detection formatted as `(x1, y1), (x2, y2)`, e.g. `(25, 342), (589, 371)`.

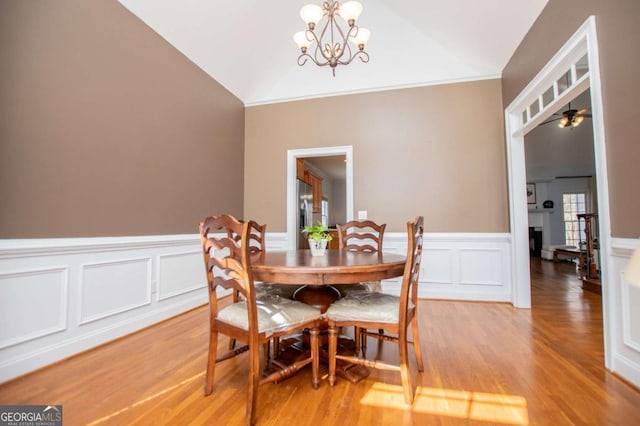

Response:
(86, 371), (205, 425)
(360, 383), (529, 425)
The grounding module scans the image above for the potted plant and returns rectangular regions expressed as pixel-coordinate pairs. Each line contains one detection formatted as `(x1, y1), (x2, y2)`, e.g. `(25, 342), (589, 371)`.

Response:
(303, 223), (333, 256)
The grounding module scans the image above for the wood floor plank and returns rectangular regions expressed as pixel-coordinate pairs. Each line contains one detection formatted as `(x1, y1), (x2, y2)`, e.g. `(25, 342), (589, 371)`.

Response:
(1, 259), (639, 425)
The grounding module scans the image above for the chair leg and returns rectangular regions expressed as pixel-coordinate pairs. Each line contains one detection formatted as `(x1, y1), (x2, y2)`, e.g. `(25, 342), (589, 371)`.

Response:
(411, 315), (424, 372)
(263, 342), (270, 371)
(399, 329), (414, 405)
(204, 328), (218, 396)
(354, 326), (361, 356)
(310, 327), (320, 389)
(229, 338), (236, 350)
(274, 337), (280, 358)
(246, 345), (261, 425)
(328, 325), (338, 386)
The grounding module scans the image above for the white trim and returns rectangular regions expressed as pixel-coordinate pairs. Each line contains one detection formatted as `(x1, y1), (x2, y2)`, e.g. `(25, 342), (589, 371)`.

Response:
(79, 257), (153, 325)
(0, 266), (69, 349)
(505, 16), (613, 363)
(244, 74), (501, 107)
(609, 237), (640, 388)
(0, 293), (205, 384)
(156, 250), (206, 301)
(0, 235), (207, 383)
(0, 231), (512, 382)
(621, 272), (640, 353)
(0, 234), (199, 259)
(286, 146), (354, 250)
(380, 232), (512, 302)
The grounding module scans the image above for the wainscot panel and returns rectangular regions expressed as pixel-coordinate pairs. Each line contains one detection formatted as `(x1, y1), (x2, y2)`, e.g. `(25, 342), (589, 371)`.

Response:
(379, 233), (512, 302)
(0, 235), (207, 383)
(609, 238), (640, 389)
(80, 257), (152, 325)
(0, 267), (69, 349)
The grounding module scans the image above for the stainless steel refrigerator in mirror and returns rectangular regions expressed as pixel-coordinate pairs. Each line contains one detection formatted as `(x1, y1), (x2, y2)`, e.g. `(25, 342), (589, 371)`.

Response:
(296, 179), (313, 249)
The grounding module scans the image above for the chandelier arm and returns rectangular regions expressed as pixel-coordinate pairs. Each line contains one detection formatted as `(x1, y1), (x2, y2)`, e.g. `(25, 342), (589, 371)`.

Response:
(315, 15), (333, 61)
(302, 28), (326, 65)
(331, 19), (354, 63)
(356, 51), (369, 63)
(298, 53), (332, 67)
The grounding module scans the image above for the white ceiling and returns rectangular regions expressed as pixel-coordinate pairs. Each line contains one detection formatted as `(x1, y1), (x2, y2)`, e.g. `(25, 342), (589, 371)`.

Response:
(525, 88), (594, 180)
(118, 0), (548, 106)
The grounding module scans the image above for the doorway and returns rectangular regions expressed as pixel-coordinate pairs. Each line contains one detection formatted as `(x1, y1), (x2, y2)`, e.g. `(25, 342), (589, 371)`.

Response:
(286, 146), (354, 250)
(505, 17), (612, 365)
(525, 87), (600, 294)
(303, 155), (348, 228)
(524, 89), (598, 260)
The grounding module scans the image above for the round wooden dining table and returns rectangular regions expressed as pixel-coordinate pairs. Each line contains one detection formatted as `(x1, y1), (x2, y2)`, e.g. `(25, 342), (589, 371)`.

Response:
(251, 249), (407, 383)
(251, 249), (406, 311)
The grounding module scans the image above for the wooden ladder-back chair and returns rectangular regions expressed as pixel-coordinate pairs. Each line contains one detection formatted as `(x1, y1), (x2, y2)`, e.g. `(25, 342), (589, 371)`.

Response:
(326, 216), (425, 404)
(199, 214), (322, 425)
(337, 219), (387, 351)
(227, 221), (302, 356)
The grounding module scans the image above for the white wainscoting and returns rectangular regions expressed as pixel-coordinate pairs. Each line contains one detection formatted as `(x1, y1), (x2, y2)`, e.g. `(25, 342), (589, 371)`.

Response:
(378, 232), (512, 301)
(3, 232), (637, 388)
(608, 238), (640, 388)
(0, 231), (511, 383)
(0, 235), (207, 383)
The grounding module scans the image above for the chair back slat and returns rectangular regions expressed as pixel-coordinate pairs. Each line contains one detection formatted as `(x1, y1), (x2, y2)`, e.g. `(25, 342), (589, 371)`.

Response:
(337, 220), (386, 253)
(227, 221), (266, 255)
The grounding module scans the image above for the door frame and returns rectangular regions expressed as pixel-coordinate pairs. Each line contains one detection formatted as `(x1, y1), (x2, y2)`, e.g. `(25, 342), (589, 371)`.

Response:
(286, 146), (354, 250)
(504, 17), (612, 365)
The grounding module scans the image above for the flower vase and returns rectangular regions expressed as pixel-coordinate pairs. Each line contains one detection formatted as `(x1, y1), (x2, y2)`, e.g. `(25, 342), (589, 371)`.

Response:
(308, 239), (328, 256)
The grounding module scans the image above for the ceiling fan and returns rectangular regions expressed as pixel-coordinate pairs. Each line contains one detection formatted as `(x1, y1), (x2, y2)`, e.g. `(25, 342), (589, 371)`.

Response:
(540, 102), (592, 128)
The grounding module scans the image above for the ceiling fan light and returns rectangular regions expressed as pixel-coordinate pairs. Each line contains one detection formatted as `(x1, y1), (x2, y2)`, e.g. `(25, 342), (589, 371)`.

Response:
(339, 1), (363, 24)
(300, 4), (324, 28)
(572, 115), (584, 127)
(558, 117), (569, 128)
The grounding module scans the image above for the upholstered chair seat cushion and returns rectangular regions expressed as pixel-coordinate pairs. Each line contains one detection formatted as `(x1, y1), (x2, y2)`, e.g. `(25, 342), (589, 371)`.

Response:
(337, 281), (382, 297)
(325, 292), (414, 323)
(219, 294), (321, 334)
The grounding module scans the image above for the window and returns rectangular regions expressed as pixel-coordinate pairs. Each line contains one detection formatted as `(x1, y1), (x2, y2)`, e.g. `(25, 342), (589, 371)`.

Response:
(563, 193), (586, 247)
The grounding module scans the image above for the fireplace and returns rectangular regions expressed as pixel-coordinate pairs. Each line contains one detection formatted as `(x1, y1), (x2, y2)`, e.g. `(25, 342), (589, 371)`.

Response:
(529, 227), (542, 258)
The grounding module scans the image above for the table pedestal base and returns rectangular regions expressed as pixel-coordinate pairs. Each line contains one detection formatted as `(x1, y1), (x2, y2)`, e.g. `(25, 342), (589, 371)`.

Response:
(293, 285), (341, 313)
(272, 332), (370, 383)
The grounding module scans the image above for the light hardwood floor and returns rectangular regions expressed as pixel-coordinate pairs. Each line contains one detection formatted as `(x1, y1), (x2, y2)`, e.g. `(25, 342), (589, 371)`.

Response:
(1, 259), (639, 425)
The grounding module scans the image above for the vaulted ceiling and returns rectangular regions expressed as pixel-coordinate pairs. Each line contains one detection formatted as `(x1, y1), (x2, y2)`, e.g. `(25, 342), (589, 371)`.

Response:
(118, 0), (548, 106)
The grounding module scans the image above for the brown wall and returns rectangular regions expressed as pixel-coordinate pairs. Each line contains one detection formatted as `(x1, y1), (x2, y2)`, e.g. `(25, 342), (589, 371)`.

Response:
(0, 0), (245, 238)
(502, 0), (640, 238)
(245, 80), (508, 233)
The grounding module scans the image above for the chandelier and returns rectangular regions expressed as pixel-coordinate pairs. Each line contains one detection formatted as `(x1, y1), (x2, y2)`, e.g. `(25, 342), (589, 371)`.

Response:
(293, 1), (370, 76)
